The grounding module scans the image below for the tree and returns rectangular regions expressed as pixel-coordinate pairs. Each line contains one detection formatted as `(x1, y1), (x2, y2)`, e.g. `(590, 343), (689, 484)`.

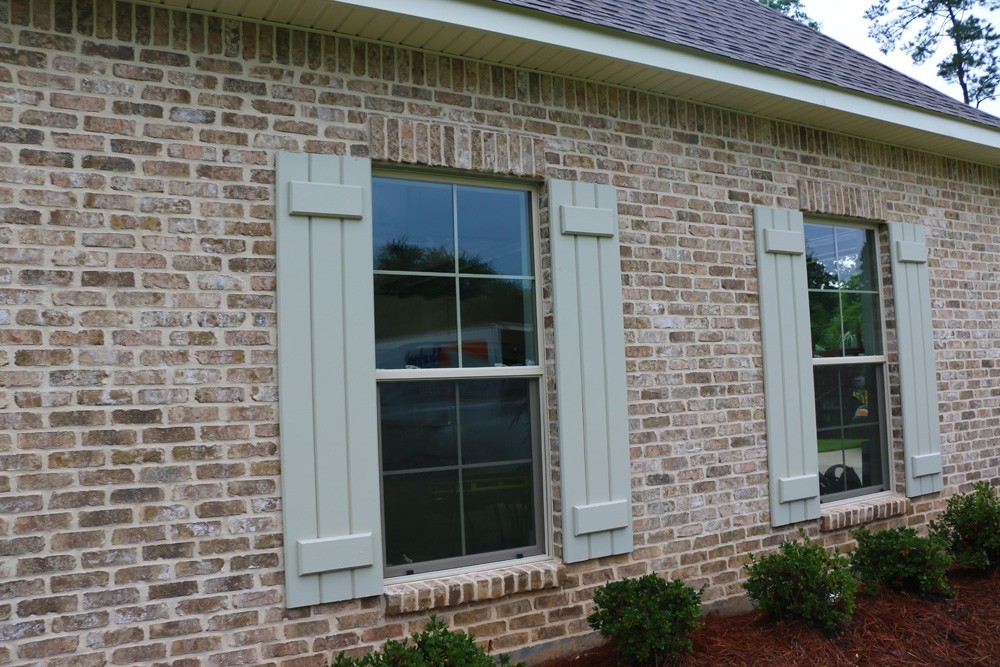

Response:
(865, 0), (1000, 107)
(758, 0), (821, 30)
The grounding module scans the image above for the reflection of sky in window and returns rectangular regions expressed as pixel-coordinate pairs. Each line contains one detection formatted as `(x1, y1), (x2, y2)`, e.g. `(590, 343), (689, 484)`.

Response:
(457, 186), (531, 276)
(373, 177), (454, 264)
(805, 224), (867, 288)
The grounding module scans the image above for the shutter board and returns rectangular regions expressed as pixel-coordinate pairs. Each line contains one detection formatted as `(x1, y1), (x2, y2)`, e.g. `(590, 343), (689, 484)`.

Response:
(549, 180), (632, 564)
(888, 222), (943, 496)
(276, 153), (382, 607)
(754, 207), (820, 526)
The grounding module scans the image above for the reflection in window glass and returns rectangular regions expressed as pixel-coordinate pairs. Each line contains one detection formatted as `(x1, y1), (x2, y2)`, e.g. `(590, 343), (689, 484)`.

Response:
(805, 224), (881, 359)
(814, 364), (885, 497)
(378, 379), (539, 572)
(456, 186), (532, 276)
(373, 177), (536, 371)
(373, 178), (454, 272)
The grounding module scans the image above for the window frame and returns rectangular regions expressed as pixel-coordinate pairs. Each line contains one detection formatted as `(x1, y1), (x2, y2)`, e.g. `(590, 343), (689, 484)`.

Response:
(804, 217), (892, 502)
(371, 168), (549, 578)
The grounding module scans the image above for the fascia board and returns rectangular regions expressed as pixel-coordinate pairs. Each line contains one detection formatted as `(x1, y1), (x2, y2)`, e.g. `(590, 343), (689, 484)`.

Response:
(331, 0), (1000, 157)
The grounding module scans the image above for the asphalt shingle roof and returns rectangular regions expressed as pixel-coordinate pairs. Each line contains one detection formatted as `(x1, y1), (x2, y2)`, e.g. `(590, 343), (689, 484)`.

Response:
(493, 0), (1000, 129)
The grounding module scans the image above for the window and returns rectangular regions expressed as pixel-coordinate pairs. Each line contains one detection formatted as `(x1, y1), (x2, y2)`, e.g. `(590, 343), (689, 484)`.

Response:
(804, 222), (888, 499)
(276, 153), (632, 606)
(372, 174), (544, 576)
(754, 206), (942, 528)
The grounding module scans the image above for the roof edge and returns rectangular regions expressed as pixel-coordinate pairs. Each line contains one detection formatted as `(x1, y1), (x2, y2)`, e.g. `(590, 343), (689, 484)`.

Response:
(331, 0), (1000, 163)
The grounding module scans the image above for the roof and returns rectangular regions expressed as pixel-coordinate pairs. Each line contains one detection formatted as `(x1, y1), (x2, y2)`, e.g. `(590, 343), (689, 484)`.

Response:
(140, 0), (1000, 165)
(494, 0), (1000, 130)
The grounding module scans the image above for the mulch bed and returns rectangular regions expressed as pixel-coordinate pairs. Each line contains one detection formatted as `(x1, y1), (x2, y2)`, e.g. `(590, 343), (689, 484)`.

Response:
(536, 567), (1000, 666)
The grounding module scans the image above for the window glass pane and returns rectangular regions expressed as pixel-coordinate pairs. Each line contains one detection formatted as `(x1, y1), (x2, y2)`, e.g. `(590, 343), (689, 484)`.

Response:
(835, 226), (877, 289)
(456, 186), (532, 276)
(379, 378), (540, 573)
(840, 292), (883, 356)
(382, 470), (460, 567)
(463, 463), (536, 556)
(374, 275), (457, 369)
(460, 379), (533, 464)
(459, 278), (537, 367)
(373, 177), (455, 273)
(805, 223), (838, 289)
(814, 364), (886, 497)
(379, 381), (457, 471)
(809, 291), (842, 357)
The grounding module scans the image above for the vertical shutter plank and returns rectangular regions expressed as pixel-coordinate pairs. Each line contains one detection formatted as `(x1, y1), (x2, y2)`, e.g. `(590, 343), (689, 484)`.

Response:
(275, 153), (321, 607)
(888, 222), (943, 496)
(754, 207), (820, 527)
(550, 180), (632, 564)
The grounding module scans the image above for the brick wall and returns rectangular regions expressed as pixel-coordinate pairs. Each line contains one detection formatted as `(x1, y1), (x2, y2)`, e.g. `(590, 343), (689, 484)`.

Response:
(1, 1), (999, 664)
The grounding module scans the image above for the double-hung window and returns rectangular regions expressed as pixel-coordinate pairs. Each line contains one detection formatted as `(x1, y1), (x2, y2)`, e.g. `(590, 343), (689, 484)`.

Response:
(276, 153), (632, 606)
(372, 174), (545, 576)
(755, 206), (944, 528)
(804, 221), (888, 499)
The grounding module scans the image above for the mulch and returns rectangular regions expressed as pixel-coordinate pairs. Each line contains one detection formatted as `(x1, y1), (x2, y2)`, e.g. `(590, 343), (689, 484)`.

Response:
(535, 567), (1000, 666)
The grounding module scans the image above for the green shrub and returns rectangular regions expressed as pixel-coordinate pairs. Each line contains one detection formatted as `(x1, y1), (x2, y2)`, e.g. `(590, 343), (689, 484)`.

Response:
(330, 616), (523, 667)
(849, 526), (952, 596)
(930, 481), (1000, 570)
(586, 573), (703, 666)
(742, 532), (856, 632)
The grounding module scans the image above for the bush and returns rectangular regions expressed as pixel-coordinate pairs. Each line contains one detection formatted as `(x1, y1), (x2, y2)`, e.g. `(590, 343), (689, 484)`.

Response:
(743, 532), (857, 632)
(849, 526), (952, 597)
(587, 573), (703, 666)
(330, 616), (524, 667)
(930, 481), (1000, 570)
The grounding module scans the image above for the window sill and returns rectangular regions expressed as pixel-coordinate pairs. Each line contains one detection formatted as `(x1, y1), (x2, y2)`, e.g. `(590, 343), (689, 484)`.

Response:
(819, 492), (909, 532)
(383, 559), (565, 615)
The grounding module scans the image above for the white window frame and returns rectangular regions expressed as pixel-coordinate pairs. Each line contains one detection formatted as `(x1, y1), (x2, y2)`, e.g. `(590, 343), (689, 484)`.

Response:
(372, 169), (549, 578)
(805, 218), (892, 502)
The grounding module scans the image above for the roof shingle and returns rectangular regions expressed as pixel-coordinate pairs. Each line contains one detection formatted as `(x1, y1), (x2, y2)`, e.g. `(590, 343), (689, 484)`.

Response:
(493, 0), (1000, 129)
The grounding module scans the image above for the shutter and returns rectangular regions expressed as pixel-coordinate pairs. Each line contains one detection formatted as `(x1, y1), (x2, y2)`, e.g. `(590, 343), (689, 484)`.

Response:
(753, 207), (820, 526)
(275, 153), (382, 607)
(548, 180), (632, 563)
(888, 222), (943, 496)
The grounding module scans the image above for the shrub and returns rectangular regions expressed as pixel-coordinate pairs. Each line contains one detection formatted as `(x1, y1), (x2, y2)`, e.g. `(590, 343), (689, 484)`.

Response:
(849, 526), (952, 596)
(587, 573), (703, 666)
(330, 616), (524, 667)
(742, 532), (856, 632)
(930, 481), (1000, 570)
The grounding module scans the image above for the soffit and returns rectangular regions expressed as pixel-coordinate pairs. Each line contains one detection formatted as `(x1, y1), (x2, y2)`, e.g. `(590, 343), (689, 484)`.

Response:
(145, 0), (1000, 167)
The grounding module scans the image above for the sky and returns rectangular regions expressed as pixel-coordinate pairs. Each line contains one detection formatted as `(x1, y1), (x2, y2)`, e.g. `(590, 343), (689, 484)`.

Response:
(799, 0), (1000, 118)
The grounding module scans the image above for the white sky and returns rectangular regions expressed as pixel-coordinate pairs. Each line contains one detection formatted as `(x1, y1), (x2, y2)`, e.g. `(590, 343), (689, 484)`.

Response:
(800, 0), (1000, 118)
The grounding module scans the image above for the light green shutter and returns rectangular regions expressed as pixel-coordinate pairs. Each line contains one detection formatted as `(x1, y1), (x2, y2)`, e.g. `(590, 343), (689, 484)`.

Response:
(754, 207), (820, 526)
(888, 222), (943, 496)
(275, 153), (382, 607)
(548, 180), (632, 564)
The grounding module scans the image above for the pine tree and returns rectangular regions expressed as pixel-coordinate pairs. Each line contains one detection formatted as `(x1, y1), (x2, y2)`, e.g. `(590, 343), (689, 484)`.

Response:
(866, 0), (1000, 106)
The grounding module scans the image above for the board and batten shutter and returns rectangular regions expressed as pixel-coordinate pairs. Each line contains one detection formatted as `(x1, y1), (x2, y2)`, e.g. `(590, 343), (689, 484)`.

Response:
(275, 153), (383, 607)
(888, 222), (943, 496)
(548, 180), (632, 563)
(753, 207), (820, 526)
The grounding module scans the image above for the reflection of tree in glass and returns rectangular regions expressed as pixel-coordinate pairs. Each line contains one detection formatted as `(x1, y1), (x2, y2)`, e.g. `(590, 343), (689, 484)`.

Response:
(375, 239), (530, 353)
(808, 239), (876, 356)
(375, 238), (498, 274)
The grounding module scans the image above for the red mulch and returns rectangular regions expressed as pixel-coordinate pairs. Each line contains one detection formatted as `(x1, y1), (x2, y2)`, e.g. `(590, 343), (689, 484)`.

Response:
(536, 568), (1000, 666)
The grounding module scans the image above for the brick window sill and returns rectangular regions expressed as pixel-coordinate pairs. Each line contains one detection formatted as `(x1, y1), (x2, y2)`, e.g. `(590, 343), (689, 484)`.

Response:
(383, 559), (565, 615)
(819, 492), (909, 532)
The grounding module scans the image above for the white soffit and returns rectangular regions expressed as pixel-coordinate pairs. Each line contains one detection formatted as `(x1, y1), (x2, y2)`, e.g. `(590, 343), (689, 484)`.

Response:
(147, 0), (1000, 166)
